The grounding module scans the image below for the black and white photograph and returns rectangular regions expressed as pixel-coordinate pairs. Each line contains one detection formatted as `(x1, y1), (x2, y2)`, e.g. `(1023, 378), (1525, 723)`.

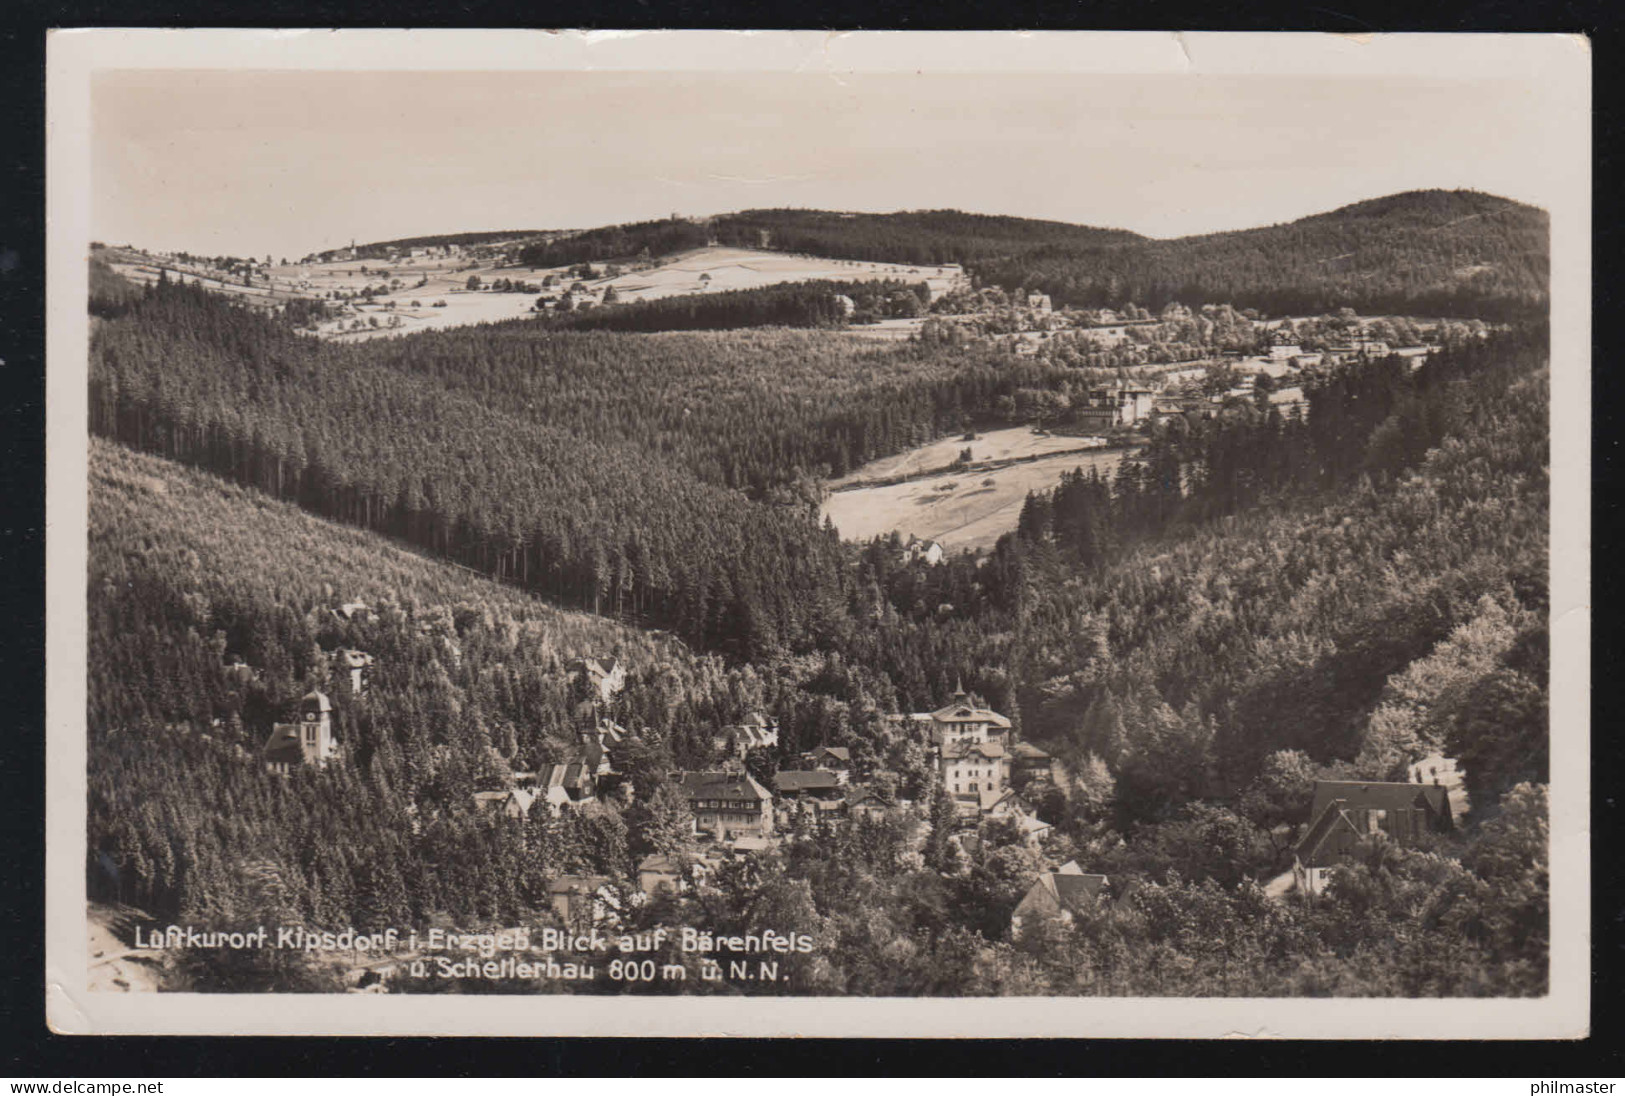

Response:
(44, 29), (1590, 1038)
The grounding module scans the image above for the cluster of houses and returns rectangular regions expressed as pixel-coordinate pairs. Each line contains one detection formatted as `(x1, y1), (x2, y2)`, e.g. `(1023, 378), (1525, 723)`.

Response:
(1005, 775), (1458, 938)
(257, 625), (1460, 943)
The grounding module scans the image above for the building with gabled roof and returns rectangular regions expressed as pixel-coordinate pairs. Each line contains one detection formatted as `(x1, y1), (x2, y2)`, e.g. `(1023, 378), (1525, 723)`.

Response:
(1267, 328), (1303, 360)
(902, 535), (946, 566)
(803, 745), (851, 769)
(1008, 740), (1058, 785)
(548, 875), (615, 927)
(568, 656), (626, 705)
(637, 853), (688, 896)
(523, 762), (596, 803)
(844, 784), (893, 822)
(1011, 861), (1109, 936)
(919, 685), (1012, 748)
(1293, 780), (1454, 895)
(676, 770), (775, 840)
(773, 769), (846, 799)
(714, 712), (779, 760)
(471, 787), (536, 820)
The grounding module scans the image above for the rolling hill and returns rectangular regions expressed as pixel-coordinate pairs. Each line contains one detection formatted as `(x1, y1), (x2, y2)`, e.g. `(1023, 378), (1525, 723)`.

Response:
(977, 189), (1549, 320)
(513, 190), (1546, 320)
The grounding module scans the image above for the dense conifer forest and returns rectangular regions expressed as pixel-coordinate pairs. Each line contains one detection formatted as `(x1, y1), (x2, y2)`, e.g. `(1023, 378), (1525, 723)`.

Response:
(545, 279), (930, 333)
(512, 192), (1546, 322)
(976, 191), (1549, 320)
(85, 191), (1552, 996)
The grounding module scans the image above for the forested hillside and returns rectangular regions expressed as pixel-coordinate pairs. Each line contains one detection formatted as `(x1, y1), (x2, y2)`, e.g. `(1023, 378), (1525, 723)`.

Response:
(546, 279), (930, 333)
(975, 190), (1548, 320)
(514, 191), (1546, 321)
(712, 209), (1145, 267)
(514, 210), (1141, 270)
(1001, 332), (1550, 811)
(89, 279), (1092, 658)
(87, 255), (1550, 995)
(88, 440), (779, 946)
(832, 327), (1549, 807)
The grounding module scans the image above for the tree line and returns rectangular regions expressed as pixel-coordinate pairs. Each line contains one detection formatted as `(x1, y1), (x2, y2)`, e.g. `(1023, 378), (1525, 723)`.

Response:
(545, 279), (930, 333)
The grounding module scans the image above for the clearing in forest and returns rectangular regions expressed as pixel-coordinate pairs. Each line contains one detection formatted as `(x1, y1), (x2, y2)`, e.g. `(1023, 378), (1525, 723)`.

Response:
(822, 434), (1126, 554)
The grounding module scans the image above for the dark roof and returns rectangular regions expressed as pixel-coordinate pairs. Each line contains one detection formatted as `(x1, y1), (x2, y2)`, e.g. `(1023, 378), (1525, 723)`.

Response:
(300, 690), (332, 713)
(774, 770), (844, 793)
(262, 723), (305, 765)
(677, 770), (771, 802)
(807, 746), (851, 762)
(549, 874), (611, 895)
(1294, 801), (1363, 867)
(1053, 873), (1108, 906)
(637, 854), (683, 873)
(533, 762), (590, 789)
(929, 700), (1012, 728)
(1308, 781), (1450, 821)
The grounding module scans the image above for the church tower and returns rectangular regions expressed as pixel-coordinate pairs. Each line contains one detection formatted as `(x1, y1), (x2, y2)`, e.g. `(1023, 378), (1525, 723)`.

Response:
(298, 690), (335, 765)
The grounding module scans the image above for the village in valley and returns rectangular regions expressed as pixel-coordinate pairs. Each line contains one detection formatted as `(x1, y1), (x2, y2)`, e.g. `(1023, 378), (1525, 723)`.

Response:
(85, 72), (1551, 999)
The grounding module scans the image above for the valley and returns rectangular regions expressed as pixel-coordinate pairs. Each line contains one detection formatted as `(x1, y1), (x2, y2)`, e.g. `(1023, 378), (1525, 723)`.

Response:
(84, 188), (1555, 999)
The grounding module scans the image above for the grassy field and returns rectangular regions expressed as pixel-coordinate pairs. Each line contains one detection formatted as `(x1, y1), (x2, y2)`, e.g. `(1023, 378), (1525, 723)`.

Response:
(829, 426), (1107, 488)
(594, 246), (963, 303)
(822, 432), (1125, 553)
(106, 246), (967, 343)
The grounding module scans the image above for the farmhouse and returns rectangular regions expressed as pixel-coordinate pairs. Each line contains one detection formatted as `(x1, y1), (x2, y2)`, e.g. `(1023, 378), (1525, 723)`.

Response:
(1011, 862), (1109, 936)
(263, 690), (339, 774)
(676, 771), (776, 840)
(1293, 780), (1454, 895)
(902, 535), (946, 566)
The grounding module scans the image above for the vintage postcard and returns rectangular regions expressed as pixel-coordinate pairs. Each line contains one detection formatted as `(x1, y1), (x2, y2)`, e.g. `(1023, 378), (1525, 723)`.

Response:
(45, 29), (1590, 1037)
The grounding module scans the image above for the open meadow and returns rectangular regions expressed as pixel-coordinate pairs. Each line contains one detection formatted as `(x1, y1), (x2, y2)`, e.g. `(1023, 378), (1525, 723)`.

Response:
(823, 438), (1126, 553)
(105, 245), (966, 342)
(829, 425), (1108, 488)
